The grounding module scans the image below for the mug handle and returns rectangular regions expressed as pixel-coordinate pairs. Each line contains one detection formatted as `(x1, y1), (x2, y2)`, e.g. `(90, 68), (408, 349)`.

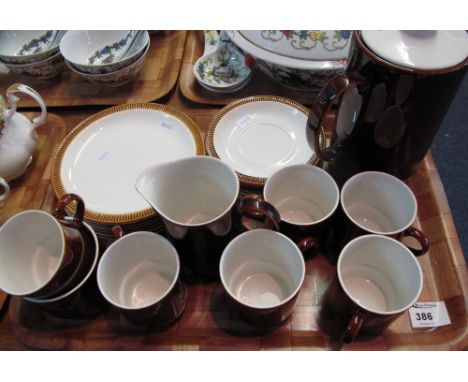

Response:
(342, 309), (366, 343)
(5, 83), (47, 132)
(54, 193), (85, 227)
(112, 225), (124, 240)
(237, 195), (281, 232)
(308, 72), (365, 161)
(296, 236), (318, 255)
(398, 226), (430, 256)
(0, 177), (10, 202)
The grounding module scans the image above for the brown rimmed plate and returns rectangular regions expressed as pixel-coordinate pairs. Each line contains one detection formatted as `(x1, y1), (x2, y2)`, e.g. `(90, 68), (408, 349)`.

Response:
(51, 103), (204, 225)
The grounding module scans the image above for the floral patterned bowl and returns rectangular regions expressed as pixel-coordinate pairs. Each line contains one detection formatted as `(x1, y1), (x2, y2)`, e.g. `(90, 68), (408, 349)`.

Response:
(227, 30), (351, 91)
(60, 30), (149, 74)
(4, 51), (65, 79)
(65, 41), (149, 87)
(238, 30), (351, 61)
(0, 30), (65, 65)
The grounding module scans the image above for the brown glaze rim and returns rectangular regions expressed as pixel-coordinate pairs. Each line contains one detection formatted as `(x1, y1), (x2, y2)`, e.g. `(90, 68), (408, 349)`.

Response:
(355, 31), (468, 75)
(51, 103), (205, 225)
(205, 95), (325, 188)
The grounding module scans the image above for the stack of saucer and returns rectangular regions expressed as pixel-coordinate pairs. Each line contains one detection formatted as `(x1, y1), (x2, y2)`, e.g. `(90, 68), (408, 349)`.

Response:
(51, 103), (205, 246)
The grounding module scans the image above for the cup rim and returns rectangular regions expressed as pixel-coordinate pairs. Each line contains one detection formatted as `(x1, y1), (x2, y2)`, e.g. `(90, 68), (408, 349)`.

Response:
(337, 234), (423, 315)
(0, 209), (66, 296)
(97, 231), (180, 311)
(264, 164), (340, 226)
(341, 171), (418, 235)
(219, 229), (305, 310)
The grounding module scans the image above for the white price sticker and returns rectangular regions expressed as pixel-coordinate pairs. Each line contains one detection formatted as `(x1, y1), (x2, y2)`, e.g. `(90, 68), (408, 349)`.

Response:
(236, 114), (253, 129)
(409, 301), (451, 328)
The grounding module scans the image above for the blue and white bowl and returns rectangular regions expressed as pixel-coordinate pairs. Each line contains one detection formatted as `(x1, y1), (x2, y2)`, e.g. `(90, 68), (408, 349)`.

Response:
(60, 30), (149, 75)
(0, 30), (65, 65)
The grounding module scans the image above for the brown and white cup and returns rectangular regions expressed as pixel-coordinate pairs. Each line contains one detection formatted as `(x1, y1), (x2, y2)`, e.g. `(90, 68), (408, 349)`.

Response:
(220, 229), (307, 327)
(97, 226), (187, 327)
(25, 221), (102, 319)
(238, 164), (339, 254)
(0, 193), (87, 299)
(335, 171), (429, 255)
(325, 234), (423, 342)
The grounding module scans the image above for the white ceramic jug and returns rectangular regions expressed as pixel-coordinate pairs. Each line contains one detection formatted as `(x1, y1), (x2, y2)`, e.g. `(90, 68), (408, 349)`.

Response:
(0, 83), (47, 200)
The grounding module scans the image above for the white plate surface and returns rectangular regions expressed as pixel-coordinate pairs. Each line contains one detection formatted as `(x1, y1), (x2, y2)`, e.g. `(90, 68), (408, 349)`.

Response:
(60, 108), (200, 216)
(213, 101), (315, 178)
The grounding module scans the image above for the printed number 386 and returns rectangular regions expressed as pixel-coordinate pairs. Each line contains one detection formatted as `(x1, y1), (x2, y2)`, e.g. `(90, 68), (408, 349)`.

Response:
(415, 312), (433, 320)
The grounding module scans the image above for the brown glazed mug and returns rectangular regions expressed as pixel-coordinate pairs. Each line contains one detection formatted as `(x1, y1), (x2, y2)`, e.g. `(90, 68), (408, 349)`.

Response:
(220, 229), (308, 327)
(96, 226), (187, 327)
(238, 164), (339, 254)
(334, 171), (429, 256)
(326, 235), (423, 342)
(136, 156), (246, 279)
(0, 193), (86, 299)
(307, 31), (468, 184)
(24, 221), (102, 319)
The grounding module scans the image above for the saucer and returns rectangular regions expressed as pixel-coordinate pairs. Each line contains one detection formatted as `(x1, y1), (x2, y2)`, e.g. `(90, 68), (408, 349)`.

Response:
(206, 96), (324, 187)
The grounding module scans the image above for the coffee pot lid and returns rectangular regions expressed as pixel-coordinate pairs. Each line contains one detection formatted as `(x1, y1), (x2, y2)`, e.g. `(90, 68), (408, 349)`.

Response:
(361, 30), (468, 70)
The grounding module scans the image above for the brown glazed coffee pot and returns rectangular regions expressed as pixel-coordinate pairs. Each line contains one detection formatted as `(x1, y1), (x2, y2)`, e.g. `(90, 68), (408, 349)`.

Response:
(308, 31), (468, 185)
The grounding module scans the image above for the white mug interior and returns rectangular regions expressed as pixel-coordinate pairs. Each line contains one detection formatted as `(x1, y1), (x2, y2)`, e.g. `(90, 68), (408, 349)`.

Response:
(97, 231), (179, 310)
(264, 164), (339, 225)
(220, 229), (305, 309)
(338, 234), (423, 315)
(136, 156), (239, 227)
(0, 210), (64, 296)
(341, 171), (417, 234)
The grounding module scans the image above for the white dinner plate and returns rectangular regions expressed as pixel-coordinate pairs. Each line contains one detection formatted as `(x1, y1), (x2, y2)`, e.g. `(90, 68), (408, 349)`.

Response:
(206, 96), (323, 187)
(52, 104), (204, 224)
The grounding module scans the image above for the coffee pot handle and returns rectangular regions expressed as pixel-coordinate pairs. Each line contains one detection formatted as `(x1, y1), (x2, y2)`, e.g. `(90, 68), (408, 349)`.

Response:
(5, 83), (47, 131)
(308, 72), (365, 161)
(0, 177), (10, 202)
(237, 194), (281, 232)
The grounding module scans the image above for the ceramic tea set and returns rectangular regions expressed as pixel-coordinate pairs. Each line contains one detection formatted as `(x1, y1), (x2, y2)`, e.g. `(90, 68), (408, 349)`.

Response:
(0, 30), (467, 342)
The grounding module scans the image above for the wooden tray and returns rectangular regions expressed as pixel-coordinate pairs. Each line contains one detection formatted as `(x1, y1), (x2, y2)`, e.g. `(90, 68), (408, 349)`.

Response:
(179, 31), (317, 106)
(0, 113), (67, 314)
(2, 152), (466, 350)
(0, 31), (187, 107)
